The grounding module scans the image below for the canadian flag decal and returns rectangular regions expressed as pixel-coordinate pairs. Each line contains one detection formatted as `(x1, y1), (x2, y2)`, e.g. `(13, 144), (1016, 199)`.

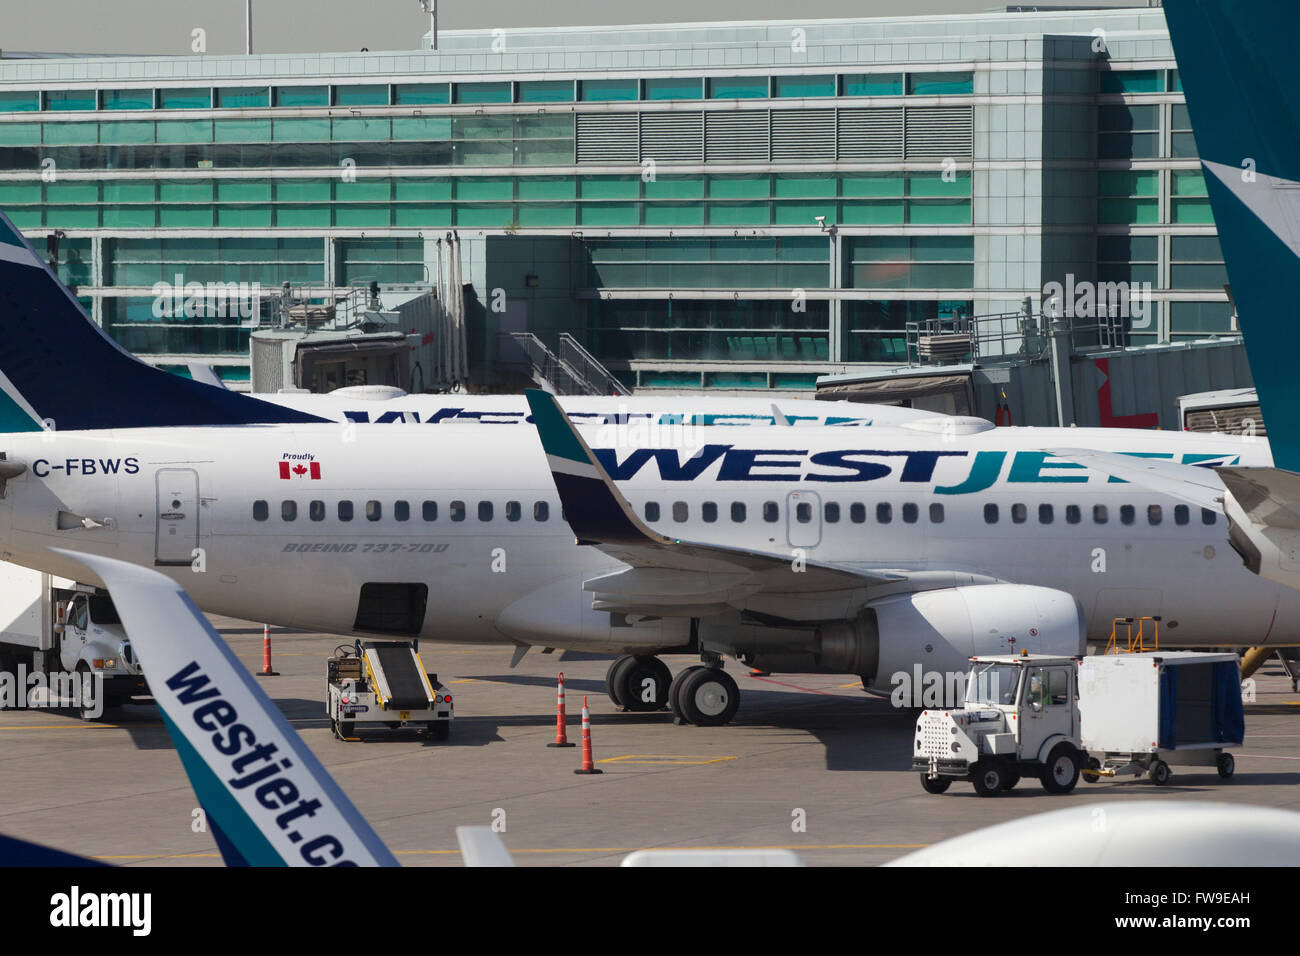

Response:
(279, 461), (322, 479)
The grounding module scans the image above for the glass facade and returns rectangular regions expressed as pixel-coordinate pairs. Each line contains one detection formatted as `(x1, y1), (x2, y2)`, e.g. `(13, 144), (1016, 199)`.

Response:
(0, 7), (1230, 388)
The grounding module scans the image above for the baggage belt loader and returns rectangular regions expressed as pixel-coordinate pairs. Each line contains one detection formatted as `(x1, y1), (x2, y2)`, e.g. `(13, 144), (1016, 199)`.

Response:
(327, 640), (453, 741)
(912, 650), (1244, 796)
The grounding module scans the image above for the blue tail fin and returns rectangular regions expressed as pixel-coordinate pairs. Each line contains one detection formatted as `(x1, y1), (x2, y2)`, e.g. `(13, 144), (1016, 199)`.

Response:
(0, 210), (325, 431)
(1164, 0), (1300, 470)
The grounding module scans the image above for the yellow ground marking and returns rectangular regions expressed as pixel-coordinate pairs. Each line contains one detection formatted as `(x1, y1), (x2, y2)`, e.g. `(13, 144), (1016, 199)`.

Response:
(598, 754), (740, 766)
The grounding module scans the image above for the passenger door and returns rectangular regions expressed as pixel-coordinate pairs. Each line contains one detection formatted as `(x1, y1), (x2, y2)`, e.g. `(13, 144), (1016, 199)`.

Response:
(786, 491), (822, 549)
(155, 468), (199, 567)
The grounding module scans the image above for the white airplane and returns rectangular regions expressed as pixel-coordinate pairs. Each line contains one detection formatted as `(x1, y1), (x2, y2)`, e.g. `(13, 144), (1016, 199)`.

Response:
(0, 206), (1297, 730)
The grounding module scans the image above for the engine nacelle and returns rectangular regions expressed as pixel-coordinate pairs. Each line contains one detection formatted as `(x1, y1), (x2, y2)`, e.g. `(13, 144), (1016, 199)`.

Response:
(743, 584), (1085, 707)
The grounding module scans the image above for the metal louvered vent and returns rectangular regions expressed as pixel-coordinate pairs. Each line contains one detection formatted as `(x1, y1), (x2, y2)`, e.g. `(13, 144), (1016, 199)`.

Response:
(836, 108), (903, 160)
(704, 111), (769, 163)
(1183, 404), (1266, 437)
(771, 109), (836, 161)
(640, 111), (703, 163)
(576, 113), (639, 164)
(904, 106), (974, 160)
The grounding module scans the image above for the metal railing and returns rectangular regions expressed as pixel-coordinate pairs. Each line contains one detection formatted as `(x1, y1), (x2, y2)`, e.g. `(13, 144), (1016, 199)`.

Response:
(558, 333), (631, 396)
(507, 332), (630, 396)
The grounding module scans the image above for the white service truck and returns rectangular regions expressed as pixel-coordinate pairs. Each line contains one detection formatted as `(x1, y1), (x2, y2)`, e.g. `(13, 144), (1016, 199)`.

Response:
(912, 653), (1084, 796)
(0, 561), (146, 718)
(913, 650), (1244, 796)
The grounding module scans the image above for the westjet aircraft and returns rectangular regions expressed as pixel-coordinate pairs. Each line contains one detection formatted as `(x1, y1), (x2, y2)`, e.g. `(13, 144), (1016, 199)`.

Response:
(0, 204), (1297, 732)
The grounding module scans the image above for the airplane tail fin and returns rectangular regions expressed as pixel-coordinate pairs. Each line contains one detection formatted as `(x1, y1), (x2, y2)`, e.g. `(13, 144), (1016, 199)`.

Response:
(1163, 0), (1300, 470)
(0, 210), (325, 432)
(54, 550), (398, 867)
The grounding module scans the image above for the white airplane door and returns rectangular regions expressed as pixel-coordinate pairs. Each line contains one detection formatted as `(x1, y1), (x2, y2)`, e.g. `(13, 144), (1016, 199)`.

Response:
(786, 490), (822, 549)
(155, 468), (199, 567)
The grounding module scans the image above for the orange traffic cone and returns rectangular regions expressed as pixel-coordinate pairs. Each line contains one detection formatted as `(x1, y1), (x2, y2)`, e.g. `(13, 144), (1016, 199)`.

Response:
(257, 623), (278, 677)
(547, 672), (575, 748)
(573, 695), (603, 775)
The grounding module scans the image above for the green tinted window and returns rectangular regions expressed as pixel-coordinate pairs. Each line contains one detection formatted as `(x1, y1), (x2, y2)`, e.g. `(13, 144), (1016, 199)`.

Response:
(455, 82), (511, 104)
(644, 78), (702, 100)
(517, 81), (574, 103)
(273, 117), (330, 141)
(393, 84), (450, 105)
(1100, 70), (1163, 94)
(214, 119), (271, 142)
(275, 86), (329, 107)
(158, 88), (212, 110)
(0, 122), (41, 145)
(334, 85), (389, 107)
(908, 72), (973, 95)
(216, 87), (270, 109)
(103, 89), (154, 110)
(331, 116), (390, 141)
(707, 77), (768, 99)
(45, 90), (97, 112)
(391, 116), (452, 140)
(0, 91), (40, 112)
(774, 75), (834, 98)
(156, 120), (212, 143)
(842, 74), (903, 96)
(100, 121), (154, 144)
(580, 79), (639, 102)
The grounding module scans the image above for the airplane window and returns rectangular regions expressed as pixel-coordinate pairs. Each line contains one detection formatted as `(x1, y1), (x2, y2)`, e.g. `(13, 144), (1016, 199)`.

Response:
(338, 500), (354, 522)
(1039, 504), (1053, 525)
(1066, 505), (1081, 525)
(478, 501), (493, 521)
(763, 502), (779, 523)
(366, 500), (382, 522)
(1174, 504), (1190, 526)
(1120, 505), (1135, 526)
(450, 500), (466, 522)
(796, 502), (812, 524)
(309, 500), (326, 522)
(1011, 503), (1027, 524)
(506, 501), (521, 522)
(394, 500), (410, 522)
(1093, 505), (1108, 524)
(253, 500), (268, 522)
(281, 500), (297, 522)
(673, 502), (688, 522)
(825, 502), (840, 523)
(422, 500), (438, 521)
(731, 502), (746, 522)
(902, 503), (918, 524)
(534, 501), (549, 521)
(702, 502), (718, 523)
(1148, 504), (1162, 525)
(984, 503), (999, 524)
(1201, 508), (1217, 526)
(877, 503), (892, 524)
(930, 503), (944, 523)
(645, 502), (660, 522)
(850, 503), (866, 524)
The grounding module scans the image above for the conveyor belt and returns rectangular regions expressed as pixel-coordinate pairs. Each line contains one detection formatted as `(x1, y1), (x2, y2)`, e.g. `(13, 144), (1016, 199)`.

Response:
(363, 641), (434, 711)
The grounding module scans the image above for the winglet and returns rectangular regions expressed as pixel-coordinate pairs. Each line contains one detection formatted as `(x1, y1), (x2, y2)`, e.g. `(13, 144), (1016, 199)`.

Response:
(52, 549), (398, 868)
(525, 389), (670, 547)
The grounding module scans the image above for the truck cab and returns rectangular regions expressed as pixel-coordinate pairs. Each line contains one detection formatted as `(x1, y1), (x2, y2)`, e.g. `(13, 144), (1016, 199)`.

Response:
(56, 591), (146, 709)
(913, 653), (1084, 797)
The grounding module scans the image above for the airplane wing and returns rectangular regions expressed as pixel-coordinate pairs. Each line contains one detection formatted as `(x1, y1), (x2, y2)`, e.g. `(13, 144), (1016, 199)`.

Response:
(52, 549), (398, 868)
(1045, 446), (1226, 511)
(1217, 466), (1300, 531)
(524, 389), (905, 603)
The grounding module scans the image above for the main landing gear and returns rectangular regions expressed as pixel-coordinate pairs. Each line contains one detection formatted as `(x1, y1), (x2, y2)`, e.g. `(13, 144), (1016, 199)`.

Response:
(604, 654), (741, 726)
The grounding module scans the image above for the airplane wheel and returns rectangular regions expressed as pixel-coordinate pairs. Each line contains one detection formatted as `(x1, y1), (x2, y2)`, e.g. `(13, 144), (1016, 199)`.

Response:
(605, 657), (629, 706)
(1040, 745), (1081, 794)
(676, 667), (739, 727)
(920, 775), (951, 794)
(1216, 752), (1235, 779)
(668, 665), (705, 724)
(612, 656), (671, 712)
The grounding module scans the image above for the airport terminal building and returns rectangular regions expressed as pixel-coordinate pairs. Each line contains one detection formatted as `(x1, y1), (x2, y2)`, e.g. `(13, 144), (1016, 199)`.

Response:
(0, 5), (1229, 394)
